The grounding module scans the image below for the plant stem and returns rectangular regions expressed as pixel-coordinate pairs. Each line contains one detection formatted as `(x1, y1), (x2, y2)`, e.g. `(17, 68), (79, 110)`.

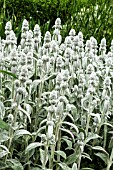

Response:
(103, 122), (107, 148)
(49, 145), (55, 169)
(56, 129), (61, 170)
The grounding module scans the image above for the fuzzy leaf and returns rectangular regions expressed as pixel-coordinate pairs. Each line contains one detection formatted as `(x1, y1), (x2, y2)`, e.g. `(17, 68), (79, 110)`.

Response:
(0, 145), (9, 158)
(81, 168), (94, 170)
(18, 106), (31, 123)
(58, 163), (71, 170)
(62, 137), (72, 149)
(62, 121), (79, 133)
(108, 137), (113, 148)
(31, 80), (41, 94)
(55, 150), (66, 159)
(60, 128), (74, 142)
(92, 146), (109, 157)
(44, 73), (57, 81)
(82, 152), (92, 161)
(85, 134), (100, 144)
(94, 152), (108, 164)
(72, 163), (78, 170)
(0, 101), (5, 119)
(65, 152), (79, 165)
(14, 129), (31, 139)
(7, 159), (23, 170)
(104, 122), (113, 128)
(0, 119), (9, 131)
(0, 150), (8, 158)
(25, 142), (43, 154)
(40, 148), (48, 166)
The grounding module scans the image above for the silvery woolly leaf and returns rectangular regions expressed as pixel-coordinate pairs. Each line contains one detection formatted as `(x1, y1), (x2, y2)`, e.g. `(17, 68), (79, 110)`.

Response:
(62, 121), (79, 133)
(55, 150), (66, 159)
(18, 105), (31, 123)
(58, 163), (71, 170)
(81, 168), (94, 170)
(85, 134), (100, 144)
(103, 122), (113, 128)
(44, 73), (57, 81)
(31, 80), (41, 94)
(60, 128), (74, 142)
(0, 145), (9, 158)
(40, 148), (48, 166)
(92, 146), (109, 157)
(62, 137), (72, 149)
(108, 137), (113, 148)
(24, 103), (32, 115)
(65, 152), (79, 165)
(14, 129), (31, 139)
(82, 152), (92, 161)
(25, 142), (43, 154)
(94, 152), (108, 165)
(72, 163), (78, 170)
(0, 101), (5, 119)
(7, 159), (24, 170)
(0, 131), (9, 143)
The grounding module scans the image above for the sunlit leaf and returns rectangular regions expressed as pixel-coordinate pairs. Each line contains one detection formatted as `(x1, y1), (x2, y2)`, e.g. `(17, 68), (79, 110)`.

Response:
(58, 163), (71, 170)
(94, 152), (108, 165)
(62, 121), (79, 133)
(85, 134), (100, 144)
(7, 159), (24, 170)
(82, 152), (92, 161)
(92, 146), (109, 157)
(18, 106), (31, 123)
(65, 152), (79, 165)
(55, 150), (66, 159)
(72, 163), (78, 170)
(25, 142), (43, 154)
(60, 128), (74, 142)
(14, 129), (31, 139)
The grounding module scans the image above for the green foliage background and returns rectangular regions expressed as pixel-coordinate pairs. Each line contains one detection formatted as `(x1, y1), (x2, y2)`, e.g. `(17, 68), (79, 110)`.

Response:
(0, 0), (113, 47)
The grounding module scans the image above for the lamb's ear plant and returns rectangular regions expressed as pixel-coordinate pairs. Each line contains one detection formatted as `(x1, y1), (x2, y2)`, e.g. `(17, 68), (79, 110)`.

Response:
(0, 12), (113, 170)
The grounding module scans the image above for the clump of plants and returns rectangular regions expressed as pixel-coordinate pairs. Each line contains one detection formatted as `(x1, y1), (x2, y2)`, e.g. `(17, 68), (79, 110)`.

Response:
(0, 18), (113, 170)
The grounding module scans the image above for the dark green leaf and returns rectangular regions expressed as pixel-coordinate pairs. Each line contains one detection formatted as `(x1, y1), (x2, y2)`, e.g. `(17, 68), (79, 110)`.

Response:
(0, 70), (17, 79)
(65, 152), (79, 165)
(0, 119), (9, 131)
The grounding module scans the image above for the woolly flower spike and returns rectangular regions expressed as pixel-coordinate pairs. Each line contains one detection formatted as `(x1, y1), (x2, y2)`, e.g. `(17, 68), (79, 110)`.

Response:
(44, 31), (51, 43)
(100, 38), (106, 46)
(33, 24), (41, 36)
(22, 19), (29, 32)
(103, 76), (111, 87)
(47, 120), (54, 139)
(85, 40), (91, 51)
(110, 40), (113, 52)
(53, 18), (62, 29)
(69, 29), (76, 36)
(8, 114), (14, 124)
(78, 31), (83, 41)
(86, 64), (95, 74)
(41, 134), (47, 144)
(49, 91), (57, 105)
(5, 21), (12, 31)
(62, 69), (70, 82)
(10, 30), (17, 43)
(64, 36), (72, 47)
